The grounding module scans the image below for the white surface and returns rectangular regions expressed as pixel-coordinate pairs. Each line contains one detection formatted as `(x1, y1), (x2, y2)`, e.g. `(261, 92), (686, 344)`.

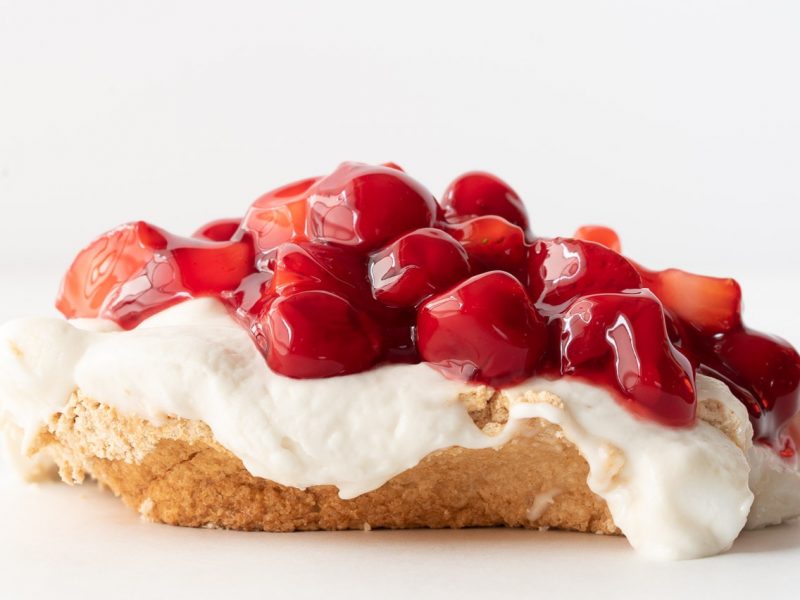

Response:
(1, 0), (799, 597)
(1, 480), (799, 599)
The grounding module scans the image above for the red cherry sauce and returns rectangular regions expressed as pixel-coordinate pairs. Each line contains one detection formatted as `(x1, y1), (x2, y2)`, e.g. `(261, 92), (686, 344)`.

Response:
(55, 164), (800, 453)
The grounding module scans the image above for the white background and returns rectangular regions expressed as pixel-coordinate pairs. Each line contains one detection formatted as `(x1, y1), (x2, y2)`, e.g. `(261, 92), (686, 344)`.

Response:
(1, 1), (799, 597)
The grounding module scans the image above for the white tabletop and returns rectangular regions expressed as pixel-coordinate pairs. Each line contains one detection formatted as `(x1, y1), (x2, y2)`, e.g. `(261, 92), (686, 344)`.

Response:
(1, 479), (799, 599)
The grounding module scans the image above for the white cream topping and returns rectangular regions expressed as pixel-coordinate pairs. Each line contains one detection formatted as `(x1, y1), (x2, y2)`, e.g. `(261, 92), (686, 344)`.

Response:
(0, 298), (797, 559)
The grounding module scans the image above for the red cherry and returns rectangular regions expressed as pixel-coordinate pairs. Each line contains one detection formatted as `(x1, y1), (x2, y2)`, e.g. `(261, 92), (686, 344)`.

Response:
(443, 215), (527, 279)
(528, 238), (641, 313)
(369, 228), (470, 308)
(56, 222), (168, 319)
(306, 162), (437, 251)
(641, 267), (742, 334)
(573, 225), (621, 253)
(560, 290), (696, 427)
(241, 177), (319, 253)
(265, 290), (382, 378)
(193, 218), (241, 242)
(220, 270), (278, 354)
(270, 241), (370, 301)
(417, 271), (548, 387)
(701, 329), (800, 442)
(99, 256), (189, 329)
(101, 231), (257, 330)
(441, 172), (530, 233)
(223, 271), (276, 318)
(171, 237), (256, 294)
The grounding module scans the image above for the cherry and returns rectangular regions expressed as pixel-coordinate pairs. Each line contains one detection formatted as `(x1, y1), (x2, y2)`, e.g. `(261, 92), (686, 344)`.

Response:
(270, 241), (370, 302)
(171, 238), (256, 294)
(699, 329), (800, 442)
(223, 270), (276, 319)
(193, 218), (241, 242)
(443, 215), (527, 279)
(306, 162), (437, 251)
(528, 238), (642, 313)
(265, 290), (382, 378)
(559, 290), (696, 427)
(100, 230), (256, 330)
(641, 267), (742, 334)
(441, 172), (530, 233)
(369, 228), (470, 308)
(574, 225), (621, 253)
(56, 222), (168, 319)
(241, 177), (319, 253)
(100, 255), (190, 329)
(417, 271), (548, 387)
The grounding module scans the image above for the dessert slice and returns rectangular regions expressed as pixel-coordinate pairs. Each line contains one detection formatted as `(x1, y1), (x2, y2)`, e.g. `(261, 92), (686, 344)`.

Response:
(1, 163), (798, 560)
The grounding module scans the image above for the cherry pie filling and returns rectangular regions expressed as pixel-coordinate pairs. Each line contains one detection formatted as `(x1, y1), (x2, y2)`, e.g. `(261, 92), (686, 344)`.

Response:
(55, 162), (800, 455)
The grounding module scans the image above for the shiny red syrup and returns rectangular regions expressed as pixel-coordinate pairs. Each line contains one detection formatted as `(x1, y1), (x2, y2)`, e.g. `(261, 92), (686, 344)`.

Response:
(440, 172), (530, 234)
(442, 215), (528, 280)
(559, 290), (695, 426)
(58, 221), (256, 329)
(306, 162), (437, 251)
(418, 271), (548, 386)
(193, 218), (241, 242)
(368, 228), (470, 308)
(56, 161), (800, 452)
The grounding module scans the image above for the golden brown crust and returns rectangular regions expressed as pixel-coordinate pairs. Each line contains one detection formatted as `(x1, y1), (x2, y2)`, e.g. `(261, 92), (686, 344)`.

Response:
(30, 390), (618, 534)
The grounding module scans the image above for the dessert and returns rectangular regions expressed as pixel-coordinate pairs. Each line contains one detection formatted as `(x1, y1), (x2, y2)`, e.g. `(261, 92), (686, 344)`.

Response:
(1, 162), (799, 560)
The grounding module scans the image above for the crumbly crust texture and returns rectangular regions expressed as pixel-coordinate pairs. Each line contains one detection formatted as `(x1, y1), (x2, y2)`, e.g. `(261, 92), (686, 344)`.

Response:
(29, 390), (618, 534)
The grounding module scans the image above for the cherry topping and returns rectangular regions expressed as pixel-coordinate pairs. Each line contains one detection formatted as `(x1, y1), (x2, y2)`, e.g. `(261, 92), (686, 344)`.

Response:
(560, 290), (696, 426)
(100, 255), (190, 328)
(417, 271), (548, 387)
(369, 228), (470, 308)
(528, 238), (642, 312)
(57, 222), (167, 319)
(101, 233), (257, 329)
(441, 172), (530, 233)
(224, 270), (276, 319)
(241, 177), (319, 253)
(269, 241), (417, 363)
(192, 218), (241, 242)
(306, 162), (437, 251)
(443, 216), (527, 280)
(574, 225), (621, 253)
(171, 239), (256, 294)
(641, 268), (742, 334)
(53, 163), (800, 450)
(270, 241), (370, 302)
(265, 290), (382, 378)
(696, 329), (800, 442)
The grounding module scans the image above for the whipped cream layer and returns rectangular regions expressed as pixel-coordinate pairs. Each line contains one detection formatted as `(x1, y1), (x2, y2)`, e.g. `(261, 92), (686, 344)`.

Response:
(1, 298), (798, 559)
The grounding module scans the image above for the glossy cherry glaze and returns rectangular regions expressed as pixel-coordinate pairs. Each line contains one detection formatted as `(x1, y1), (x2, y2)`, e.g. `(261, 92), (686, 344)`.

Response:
(266, 290), (382, 378)
(574, 225), (622, 253)
(193, 218), (241, 242)
(55, 162), (800, 451)
(306, 162), (437, 251)
(441, 172), (530, 234)
(558, 290), (695, 427)
(442, 215), (528, 281)
(418, 271), (548, 386)
(368, 228), (470, 308)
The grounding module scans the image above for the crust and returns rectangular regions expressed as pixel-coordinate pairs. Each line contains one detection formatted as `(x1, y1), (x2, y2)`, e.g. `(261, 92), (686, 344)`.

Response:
(29, 390), (618, 534)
